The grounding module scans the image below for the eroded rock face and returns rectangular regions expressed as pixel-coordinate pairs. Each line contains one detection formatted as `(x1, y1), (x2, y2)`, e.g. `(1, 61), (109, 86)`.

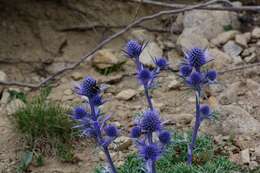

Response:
(177, 8), (240, 51)
(182, 9), (240, 40)
(201, 105), (260, 136)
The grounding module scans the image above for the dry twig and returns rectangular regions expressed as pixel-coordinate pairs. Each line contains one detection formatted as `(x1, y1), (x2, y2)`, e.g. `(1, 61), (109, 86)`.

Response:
(0, 0), (258, 88)
(129, 0), (260, 12)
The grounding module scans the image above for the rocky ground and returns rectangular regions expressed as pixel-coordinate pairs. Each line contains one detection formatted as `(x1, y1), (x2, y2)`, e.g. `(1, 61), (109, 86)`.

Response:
(0, 0), (260, 173)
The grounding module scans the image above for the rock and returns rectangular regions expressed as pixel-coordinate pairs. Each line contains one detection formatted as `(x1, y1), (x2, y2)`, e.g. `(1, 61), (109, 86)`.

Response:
(240, 149), (250, 165)
(163, 113), (193, 126)
(181, 9), (240, 40)
(0, 71), (7, 93)
(63, 89), (73, 96)
(116, 89), (137, 101)
(46, 62), (68, 74)
(38, 21), (66, 55)
(6, 99), (26, 115)
(0, 90), (10, 105)
(219, 82), (242, 105)
(242, 47), (256, 57)
(252, 27), (260, 38)
(167, 49), (182, 69)
(99, 74), (123, 84)
(255, 146), (260, 163)
(92, 49), (120, 69)
(230, 153), (241, 165)
(234, 136), (254, 150)
(223, 41), (243, 58)
(207, 48), (233, 70)
(244, 52), (257, 63)
(140, 42), (162, 67)
(246, 79), (260, 91)
(167, 80), (181, 90)
(211, 30), (239, 46)
(235, 32), (251, 47)
(71, 72), (84, 81)
(130, 29), (155, 42)
(177, 33), (209, 51)
(112, 136), (132, 151)
(233, 56), (243, 65)
(200, 105), (260, 136)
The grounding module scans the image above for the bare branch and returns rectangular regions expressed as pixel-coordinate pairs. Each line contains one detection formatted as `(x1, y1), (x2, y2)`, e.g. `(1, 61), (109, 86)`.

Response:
(129, 0), (260, 12)
(0, 0), (255, 89)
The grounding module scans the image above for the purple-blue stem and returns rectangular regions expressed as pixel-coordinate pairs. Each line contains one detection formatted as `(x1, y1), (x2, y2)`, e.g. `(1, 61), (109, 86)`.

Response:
(89, 100), (117, 173)
(135, 55), (156, 173)
(187, 91), (201, 165)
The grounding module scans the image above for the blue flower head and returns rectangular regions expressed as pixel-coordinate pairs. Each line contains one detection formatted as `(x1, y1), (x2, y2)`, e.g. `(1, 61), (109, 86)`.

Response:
(186, 48), (207, 71)
(140, 110), (161, 133)
(131, 126), (142, 138)
(124, 40), (143, 58)
(72, 106), (88, 120)
(138, 68), (153, 86)
(91, 94), (104, 106)
(200, 104), (211, 117)
(77, 76), (99, 98)
(206, 70), (217, 82)
(140, 144), (161, 161)
(104, 125), (118, 138)
(158, 130), (171, 145)
(154, 57), (169, 70)
(180, 65), (192, 77)
(187, 71), (202, 87)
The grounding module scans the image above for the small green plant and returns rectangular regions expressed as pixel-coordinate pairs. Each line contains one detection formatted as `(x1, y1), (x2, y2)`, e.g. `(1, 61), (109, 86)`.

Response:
(96, 133), (240, 173)
(13, 87), (76, 170)
(9, 90), (27, 103)
(223, 24), (233, 31)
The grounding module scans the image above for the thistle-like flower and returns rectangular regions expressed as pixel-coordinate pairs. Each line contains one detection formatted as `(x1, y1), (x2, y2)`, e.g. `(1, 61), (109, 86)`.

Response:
(124, 40), (171, 173)
(139, 144), (161, 162)
(71, 76), (118, 173)
(179, 47), (218, 165)
(185, 48), (207, 71)
(140, 109), (161, 133)
(124, 40), (143, 58)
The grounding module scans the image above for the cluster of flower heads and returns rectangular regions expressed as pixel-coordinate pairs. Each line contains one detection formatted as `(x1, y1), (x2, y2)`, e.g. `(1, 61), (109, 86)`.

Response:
(179, 48), (217, 120)
(124, 40), (169, 89)
(131, 110), (171, 162)
(72, 76), (118, 148)
(124, 40), (171, 170)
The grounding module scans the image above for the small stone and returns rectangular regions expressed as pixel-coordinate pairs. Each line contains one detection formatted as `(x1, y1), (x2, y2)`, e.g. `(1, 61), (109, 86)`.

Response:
(207, 48), (233, 70)
(244, 52), (257, 63)
(0, 90), (10, 105)
(172, 113), (194, 126)
(240, 148), (250, 165)
(167, 80), (181, 90)
(223, 41), (243, 58)
(208, 96), (219, 109)
(131, 29), (155, 41)
(112, 136), (132, 151)
(116, 89), (137, 101)
(255, 146), (260, 163)
(64, 89), (73, 96)
(6, 99), (26, 115)
(71, 72), (83, 81)
(233, 56), (244, 65)
(235, 32), (251, 47)
(92, 49), (120, 69)
(140, 42), (162, 67)
(252, 27), (260, 38)
(211, 30), (239, 46)
(241, 47), (256, 57)
(0, 71), (7, 93)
